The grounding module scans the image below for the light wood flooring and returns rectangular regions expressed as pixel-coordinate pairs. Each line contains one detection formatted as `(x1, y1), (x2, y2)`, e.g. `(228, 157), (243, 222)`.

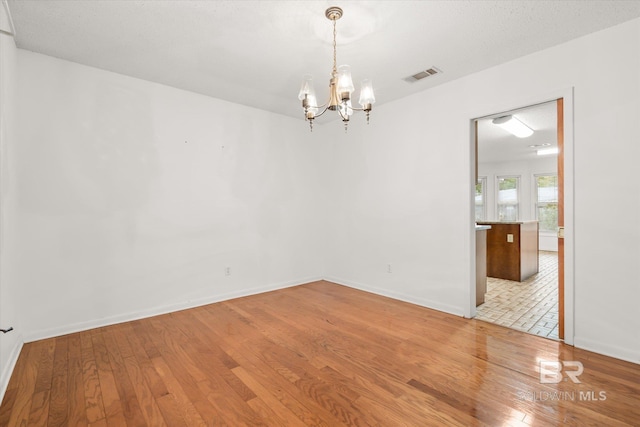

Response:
(1, 281), (639, 426)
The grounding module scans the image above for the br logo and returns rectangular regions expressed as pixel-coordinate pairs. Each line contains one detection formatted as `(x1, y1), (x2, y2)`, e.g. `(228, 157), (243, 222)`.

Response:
(539, 360), (584, 384)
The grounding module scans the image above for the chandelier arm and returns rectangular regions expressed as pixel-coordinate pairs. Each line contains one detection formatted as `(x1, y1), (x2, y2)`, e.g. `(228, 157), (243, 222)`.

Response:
(306, 100), (329, 110)
(312, 105), (331, 119)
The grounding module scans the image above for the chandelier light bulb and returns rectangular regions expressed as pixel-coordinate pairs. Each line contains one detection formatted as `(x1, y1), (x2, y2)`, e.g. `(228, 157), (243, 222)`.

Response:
(298, 74), (315, 101)
(298, 74), (319, 116)
(307, 95), (319, 114)
(337, 65), (354, 98)
(359, 79), (375, 106)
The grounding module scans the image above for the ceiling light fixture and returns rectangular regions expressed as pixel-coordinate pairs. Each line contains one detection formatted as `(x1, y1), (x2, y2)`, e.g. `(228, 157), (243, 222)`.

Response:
(537, 147), (559, 156)
(298, 6), (375, 132)
(492, 115), (534, 138)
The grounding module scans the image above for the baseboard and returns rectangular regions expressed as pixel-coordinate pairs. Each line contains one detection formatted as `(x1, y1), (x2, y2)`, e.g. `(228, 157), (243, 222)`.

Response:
(324, 276), (465, 317)
(573, 337), (640, 365)
(0, 333), (24, 405)
(25, 276), (323, 343)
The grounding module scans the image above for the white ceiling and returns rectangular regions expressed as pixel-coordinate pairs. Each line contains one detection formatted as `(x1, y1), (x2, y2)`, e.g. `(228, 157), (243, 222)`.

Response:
(5, 0), (640, 124)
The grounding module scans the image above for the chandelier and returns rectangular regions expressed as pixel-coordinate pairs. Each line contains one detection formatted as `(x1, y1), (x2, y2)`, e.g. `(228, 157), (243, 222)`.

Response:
(298, 6), (376, 132)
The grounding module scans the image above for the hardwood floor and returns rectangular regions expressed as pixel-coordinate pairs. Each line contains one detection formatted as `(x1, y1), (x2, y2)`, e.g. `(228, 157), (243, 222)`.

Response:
(1, 281), (639, 426)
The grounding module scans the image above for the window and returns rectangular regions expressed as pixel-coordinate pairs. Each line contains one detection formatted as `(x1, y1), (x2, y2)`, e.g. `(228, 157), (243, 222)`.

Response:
(475, 177), (486, 221)
(497, 176), (519, 221)
(535, 174), (558, 232)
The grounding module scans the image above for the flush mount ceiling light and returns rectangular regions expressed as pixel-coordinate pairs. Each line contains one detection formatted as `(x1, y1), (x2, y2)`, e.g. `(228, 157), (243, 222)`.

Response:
(298, 6), (375, 132)
(537, 147), (559, 156)
(492, 115), (534, 138)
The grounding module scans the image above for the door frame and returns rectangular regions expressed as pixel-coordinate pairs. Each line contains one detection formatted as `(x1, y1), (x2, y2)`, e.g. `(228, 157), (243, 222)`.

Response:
(467, 88), (575, 346)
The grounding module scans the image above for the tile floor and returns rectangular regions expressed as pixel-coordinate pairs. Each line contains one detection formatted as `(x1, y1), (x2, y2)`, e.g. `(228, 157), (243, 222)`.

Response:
(475, 251), (559, 340)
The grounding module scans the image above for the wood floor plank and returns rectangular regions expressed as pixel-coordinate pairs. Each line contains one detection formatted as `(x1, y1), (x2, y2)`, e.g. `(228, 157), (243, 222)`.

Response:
(143, 319), (221, 424)
(122, 355), (167, 427)
(47, 337), (69, 427)
(91, 333), (127, 426)
(1, 281), (639, 426)
(245, 396), (290, 427)
(122, 323), (168, 400)
(68, 333), (89, 426)
(221, 345), (339, 427)
(26, 390), (50, 427)
(146, 316), (208, 383)
(153, 313), (263, 427)
(312, 348), (482, 426)
(115, 322), (169, 426)
(218, 304), (384, 425)
(232, 366), (308, 427)
(150, 357), (208, 427)
(31, 339), (56, 395)
(129, 320), (161, 360)
(0, 387), (17, 427)
(101, 329), (147, 427)
(26, 339), (56, 426)
(168, 310), (257, 402)
(88, 419), (108, 427)
(189, 309), (343, 426)
(80, 331), (106, 424)
(154, 393), (188, 427)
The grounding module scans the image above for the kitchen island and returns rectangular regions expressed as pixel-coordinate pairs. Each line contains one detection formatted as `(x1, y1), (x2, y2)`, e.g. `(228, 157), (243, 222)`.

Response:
(476, 220), (539, 282)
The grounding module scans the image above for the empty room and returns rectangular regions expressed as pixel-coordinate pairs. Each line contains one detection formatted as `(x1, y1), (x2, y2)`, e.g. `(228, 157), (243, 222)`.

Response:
(1, 1), (639, 426)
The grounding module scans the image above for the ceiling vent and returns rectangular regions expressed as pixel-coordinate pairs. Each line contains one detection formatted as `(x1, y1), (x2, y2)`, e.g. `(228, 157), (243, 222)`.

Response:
(404, 67), (442, 83)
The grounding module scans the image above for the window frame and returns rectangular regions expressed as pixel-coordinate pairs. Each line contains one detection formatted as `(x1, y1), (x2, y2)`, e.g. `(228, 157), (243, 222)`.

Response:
(496, 175), (520, 221)
(534, 173), (559, 233)
(475, 176), (487, 221)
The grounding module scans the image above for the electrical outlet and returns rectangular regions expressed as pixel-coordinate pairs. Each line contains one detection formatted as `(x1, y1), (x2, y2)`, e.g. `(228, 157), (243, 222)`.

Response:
(387, 264), (392, 273)
(225, 267), (231, 276)
(507, 234), (514, 243)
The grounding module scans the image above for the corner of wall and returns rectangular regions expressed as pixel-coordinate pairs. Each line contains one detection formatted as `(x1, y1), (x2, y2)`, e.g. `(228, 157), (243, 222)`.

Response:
(0, 0), (20, 408)
(0, 1), (16, 36)
(0, 333), (23, 405)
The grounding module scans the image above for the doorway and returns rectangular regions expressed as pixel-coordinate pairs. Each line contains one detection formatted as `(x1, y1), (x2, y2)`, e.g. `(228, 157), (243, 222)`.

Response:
(472, 99), (567, 341)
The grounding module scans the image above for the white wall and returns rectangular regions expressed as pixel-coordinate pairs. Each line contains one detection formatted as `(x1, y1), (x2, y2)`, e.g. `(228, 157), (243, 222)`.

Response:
(0, 1), (23, 399)
(325, 18), (640, 363)
(479, 156), (558, 251)
(10, 51), (326, 342)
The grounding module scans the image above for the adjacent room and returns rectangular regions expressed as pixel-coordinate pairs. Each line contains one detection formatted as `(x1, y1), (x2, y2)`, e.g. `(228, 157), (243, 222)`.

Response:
(1, 1), (639, 425)
(475, 101), (561, 340)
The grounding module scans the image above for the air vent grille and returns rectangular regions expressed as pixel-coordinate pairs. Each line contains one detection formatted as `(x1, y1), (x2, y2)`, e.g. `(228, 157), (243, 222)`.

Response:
(404, 67), (442, 82)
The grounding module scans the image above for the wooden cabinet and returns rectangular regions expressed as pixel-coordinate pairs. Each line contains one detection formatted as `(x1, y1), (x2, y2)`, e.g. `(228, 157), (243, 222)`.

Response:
(476, 221), (539, 282)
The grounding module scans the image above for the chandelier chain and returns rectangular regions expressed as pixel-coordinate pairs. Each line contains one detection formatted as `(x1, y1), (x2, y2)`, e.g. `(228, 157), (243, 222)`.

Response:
(332, 18), (337, 77)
